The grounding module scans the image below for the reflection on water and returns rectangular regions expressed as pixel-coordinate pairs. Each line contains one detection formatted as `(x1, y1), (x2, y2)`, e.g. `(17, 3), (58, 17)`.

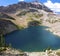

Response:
(5, 26), (60, 52)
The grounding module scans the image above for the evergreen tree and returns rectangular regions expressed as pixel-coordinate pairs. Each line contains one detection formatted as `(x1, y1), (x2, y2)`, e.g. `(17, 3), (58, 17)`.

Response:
(0, 34), (5, 47)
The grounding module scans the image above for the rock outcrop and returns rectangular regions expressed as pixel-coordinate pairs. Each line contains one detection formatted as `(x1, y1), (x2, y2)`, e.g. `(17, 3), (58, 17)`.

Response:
(0, 47), (27, 56)
(0, 20), (17, 35)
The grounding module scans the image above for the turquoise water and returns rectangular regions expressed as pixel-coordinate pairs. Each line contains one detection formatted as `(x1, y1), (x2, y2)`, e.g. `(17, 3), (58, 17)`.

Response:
(5, 26), (60, 52)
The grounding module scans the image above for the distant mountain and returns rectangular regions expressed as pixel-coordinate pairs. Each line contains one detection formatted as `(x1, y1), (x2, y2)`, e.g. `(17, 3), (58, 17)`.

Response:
(0, 2), (53, 13)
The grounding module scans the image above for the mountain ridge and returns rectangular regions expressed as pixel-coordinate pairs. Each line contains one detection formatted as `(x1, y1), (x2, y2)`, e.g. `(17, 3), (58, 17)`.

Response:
(0, 2), (53, 13)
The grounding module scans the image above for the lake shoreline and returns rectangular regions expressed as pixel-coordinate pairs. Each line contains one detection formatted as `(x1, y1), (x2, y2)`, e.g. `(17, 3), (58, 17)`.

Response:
(25, 49), (60, 56)
(1, 47), (60, 56)
(42, 21), (60, 37)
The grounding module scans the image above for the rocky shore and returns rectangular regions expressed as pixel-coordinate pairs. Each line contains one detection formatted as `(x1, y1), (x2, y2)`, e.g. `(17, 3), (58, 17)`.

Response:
(25, 49), (60, 56)
(42, 21), (60, 37)
(1, 47), (60, 56)
(0, 47), (27, 56)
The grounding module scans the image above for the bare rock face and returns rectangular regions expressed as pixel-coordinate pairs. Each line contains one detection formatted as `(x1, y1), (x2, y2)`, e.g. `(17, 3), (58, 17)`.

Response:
(0, 12), (17, 35)
(0, 2), (53, 13)
(0, 20), (17, 35)
(0, 12), (15, 20)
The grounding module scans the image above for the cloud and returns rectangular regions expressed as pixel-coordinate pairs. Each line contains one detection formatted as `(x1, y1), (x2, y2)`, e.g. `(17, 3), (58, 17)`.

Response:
(44, 0), (60, 13)
(19, 0), (24, 1)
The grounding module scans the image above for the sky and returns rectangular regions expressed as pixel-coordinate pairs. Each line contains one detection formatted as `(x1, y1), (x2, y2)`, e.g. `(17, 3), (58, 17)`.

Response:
(0, 0), (60, 13)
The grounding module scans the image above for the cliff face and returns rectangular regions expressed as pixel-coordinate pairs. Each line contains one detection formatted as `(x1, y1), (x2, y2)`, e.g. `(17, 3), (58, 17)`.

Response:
(0, 20), (17, 35)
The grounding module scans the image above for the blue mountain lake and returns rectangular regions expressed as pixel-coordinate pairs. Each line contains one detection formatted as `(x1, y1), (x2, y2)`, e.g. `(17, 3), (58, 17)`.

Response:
(5, 26), (60, 52)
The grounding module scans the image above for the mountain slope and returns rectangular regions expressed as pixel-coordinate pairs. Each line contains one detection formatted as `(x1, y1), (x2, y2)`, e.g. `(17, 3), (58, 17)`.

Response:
(0, 12), (15, 20)
(0, 2), (55, 35)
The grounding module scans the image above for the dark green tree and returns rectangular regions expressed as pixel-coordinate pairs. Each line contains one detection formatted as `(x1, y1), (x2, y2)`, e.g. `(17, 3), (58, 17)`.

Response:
(0, 34), (5, 47)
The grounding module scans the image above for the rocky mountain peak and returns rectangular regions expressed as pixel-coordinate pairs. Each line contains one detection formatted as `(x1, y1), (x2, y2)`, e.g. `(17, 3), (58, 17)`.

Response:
(0, 2), (53, 13)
